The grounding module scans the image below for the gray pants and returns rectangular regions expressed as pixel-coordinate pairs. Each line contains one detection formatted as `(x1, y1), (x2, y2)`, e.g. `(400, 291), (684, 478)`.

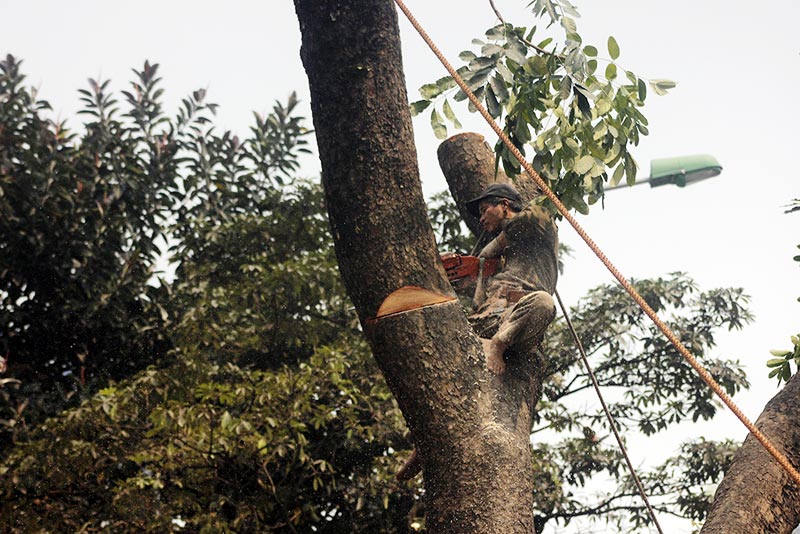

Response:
(469, 290), (556, 355)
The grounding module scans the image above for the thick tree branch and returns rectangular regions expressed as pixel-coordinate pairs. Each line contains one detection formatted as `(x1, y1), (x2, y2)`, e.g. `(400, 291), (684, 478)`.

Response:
(700, 372), (800, 533)
(294, 3), (544, 532)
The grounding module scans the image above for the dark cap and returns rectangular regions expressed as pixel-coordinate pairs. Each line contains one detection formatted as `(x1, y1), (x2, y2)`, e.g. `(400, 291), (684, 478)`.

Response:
(465, 183), (522, 218)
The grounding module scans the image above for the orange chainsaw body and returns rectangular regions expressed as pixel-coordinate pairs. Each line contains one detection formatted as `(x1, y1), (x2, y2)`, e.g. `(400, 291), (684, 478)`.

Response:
(440, 253), (500, 290)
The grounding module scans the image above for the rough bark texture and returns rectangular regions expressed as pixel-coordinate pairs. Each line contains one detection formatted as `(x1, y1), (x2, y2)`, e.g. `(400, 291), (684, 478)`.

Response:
(293, 2), (544, 532)
(700, 373), (800, 534)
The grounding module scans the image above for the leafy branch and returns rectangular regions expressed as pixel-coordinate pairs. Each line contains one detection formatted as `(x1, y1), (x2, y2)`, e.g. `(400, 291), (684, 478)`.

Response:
(412, 0), (676, 216)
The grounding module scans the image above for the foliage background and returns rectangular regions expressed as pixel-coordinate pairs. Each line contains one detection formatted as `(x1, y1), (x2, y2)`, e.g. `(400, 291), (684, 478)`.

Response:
(3, 0), (800, 532)
(0, 55), (762, 532)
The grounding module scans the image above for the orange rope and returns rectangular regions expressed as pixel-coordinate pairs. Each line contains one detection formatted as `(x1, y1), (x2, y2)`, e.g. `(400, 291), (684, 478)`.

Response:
(394, 0), (800, 486)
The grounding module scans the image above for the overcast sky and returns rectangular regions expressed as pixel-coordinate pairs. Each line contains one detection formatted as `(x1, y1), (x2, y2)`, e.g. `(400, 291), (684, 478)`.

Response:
(5, 1), (800, 531)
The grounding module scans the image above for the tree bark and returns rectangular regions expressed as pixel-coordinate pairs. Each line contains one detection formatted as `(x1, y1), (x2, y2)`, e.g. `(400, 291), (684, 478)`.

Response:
(700, 373), (800, 534)
(293, 2), (545, 532)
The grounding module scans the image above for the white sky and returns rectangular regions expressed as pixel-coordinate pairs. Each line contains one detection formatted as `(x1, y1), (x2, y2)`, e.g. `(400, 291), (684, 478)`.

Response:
(5, 1), (800, 531)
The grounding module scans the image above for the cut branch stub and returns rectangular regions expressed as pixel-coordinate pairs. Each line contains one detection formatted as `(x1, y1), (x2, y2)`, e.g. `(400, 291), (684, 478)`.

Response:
(371, 286), (456, 321)
(437, 132), (542, 237)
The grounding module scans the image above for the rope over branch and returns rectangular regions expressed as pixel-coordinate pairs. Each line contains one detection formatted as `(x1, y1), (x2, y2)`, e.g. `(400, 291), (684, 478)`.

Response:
(394, 0), (800, 488)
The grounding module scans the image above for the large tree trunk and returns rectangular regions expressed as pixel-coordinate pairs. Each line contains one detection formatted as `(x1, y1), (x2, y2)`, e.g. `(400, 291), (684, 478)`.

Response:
(701, 373), (800, 534)
(293, 2), (545, 532)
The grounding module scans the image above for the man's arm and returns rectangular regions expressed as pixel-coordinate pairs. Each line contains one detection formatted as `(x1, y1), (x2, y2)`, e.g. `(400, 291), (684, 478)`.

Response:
(473, 232), (506, 310)
(478, 232), (508, 258)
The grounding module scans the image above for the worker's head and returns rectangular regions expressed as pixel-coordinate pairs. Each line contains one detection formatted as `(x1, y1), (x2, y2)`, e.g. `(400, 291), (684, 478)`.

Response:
(466, 183), (523, 233)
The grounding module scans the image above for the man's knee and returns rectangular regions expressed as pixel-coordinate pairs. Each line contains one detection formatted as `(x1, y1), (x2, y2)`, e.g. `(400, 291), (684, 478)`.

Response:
(519, 291), (556, 325)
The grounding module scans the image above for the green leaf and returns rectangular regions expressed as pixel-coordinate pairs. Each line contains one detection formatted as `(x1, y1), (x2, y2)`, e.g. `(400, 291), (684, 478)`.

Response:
(489, 75), (510, 104)
(542, 0), (558, 22)
(419, 83), (442, 99)
(495, 62), (514, 83)
(561, 1), (581, 18)
(525, 56), (549, 76)
(463, 67), (493, 91)
(559, 76), (572, 101)
(515, 117), (531, 143)
(459, 50), (477, 62)
(607, 36), (620, 60)
(605, 63), (617, 80)
(572, 192), (590, 215)
(574, 155), (595, 175)
(563, 48), (587, 80)
(409, 100), (431, 117)
(583, 45), (598, 57)
(485, 24), (506, 40)
(431, 109), (447, 140)
(574, 85), (593, 118)
(624, 153), (638, 185)
(769, 349), (792, 357)
(220, 411), (232, 430)
(469, 56), (497, 70)
(537, 37), (554, 49)
(583, 172), (594, 191)
(482, 44), (505, 57)
(466, 86), (486, 113)
(767, 357), (789, 367)
(442, 100), (462, 129)
(603, 142), (621, 164)
(650, 79), (677, 96)
(564, 137), (579, 154)
(436, 75), (456, 92)
(505, 37), (528, 65)
(611, 162), (625, 186)
(485, 85), (501, 118)
(561, 16), (577, 34)
(637, 78), (647, 101)
(592, 121), (607, 140)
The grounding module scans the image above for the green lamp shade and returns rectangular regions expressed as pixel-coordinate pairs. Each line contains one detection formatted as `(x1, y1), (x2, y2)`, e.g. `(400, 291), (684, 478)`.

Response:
(648, 154), (722, 188)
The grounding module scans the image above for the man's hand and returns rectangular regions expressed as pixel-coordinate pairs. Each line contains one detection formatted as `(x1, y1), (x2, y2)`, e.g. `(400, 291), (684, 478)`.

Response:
(478, 232), (507, 259)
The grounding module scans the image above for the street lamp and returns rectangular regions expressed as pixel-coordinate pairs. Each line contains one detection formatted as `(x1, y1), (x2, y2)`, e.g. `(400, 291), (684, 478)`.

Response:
(605, 154), (722, 191)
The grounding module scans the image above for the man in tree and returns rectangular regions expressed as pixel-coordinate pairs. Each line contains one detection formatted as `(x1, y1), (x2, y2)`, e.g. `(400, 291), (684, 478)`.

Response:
(398, 182), (558, 481)
(467, 183), (559, 375)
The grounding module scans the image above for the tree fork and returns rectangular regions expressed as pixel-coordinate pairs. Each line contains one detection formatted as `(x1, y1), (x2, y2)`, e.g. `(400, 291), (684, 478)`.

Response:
(294, 1), (543, 531)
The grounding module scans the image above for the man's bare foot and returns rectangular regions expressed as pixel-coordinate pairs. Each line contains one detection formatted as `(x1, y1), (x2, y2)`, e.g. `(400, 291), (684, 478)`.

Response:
(481, 337), (508, 375)
(396, 448), (421, 481)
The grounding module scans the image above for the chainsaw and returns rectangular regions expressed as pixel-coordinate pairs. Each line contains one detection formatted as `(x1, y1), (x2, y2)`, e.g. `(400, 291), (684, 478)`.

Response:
(440, 252), (500, 291)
